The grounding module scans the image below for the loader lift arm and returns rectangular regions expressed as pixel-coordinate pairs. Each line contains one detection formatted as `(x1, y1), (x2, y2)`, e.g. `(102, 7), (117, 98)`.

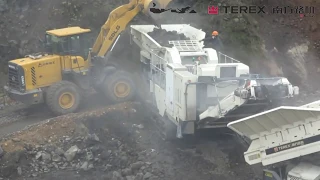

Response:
(91, 0), (172, 58)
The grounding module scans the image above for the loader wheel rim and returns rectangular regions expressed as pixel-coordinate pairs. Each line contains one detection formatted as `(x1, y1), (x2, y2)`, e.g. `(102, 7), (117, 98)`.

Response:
(114, 81), (131, 98)
(59, 92), (75, 109)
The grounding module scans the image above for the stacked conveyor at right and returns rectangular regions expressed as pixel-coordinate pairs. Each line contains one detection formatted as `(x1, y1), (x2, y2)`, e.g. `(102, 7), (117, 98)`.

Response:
(227, 100), (320, 180)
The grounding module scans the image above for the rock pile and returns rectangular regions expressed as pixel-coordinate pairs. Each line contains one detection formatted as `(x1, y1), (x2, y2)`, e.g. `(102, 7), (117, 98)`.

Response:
(1, 131), (158, 180)
(147, 28), (190, 47)
(0, 103), (160, 180)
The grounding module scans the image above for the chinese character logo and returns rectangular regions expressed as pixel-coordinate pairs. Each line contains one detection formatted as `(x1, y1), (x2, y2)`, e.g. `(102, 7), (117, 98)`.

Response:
(208, 5), (219, 15)
(272, 6), (315, 18)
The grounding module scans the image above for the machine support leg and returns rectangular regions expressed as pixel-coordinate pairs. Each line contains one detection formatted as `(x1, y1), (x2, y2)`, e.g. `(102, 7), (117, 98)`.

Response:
(176, 121), (183, 138)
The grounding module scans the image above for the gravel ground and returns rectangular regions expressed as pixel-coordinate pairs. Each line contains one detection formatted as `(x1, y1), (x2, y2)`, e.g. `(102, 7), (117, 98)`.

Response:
(0, 102), (262, 180)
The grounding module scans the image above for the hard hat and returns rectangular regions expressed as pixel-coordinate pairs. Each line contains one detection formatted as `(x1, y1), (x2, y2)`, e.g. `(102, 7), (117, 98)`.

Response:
(212, 31), (218, 36)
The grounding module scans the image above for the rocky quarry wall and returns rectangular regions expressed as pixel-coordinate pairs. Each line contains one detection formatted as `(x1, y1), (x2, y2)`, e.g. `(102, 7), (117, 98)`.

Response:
(0, 0), (319, 91)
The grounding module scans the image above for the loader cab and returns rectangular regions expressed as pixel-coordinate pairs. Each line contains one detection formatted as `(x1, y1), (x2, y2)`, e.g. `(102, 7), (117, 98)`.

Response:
(45, 27), (92, 59)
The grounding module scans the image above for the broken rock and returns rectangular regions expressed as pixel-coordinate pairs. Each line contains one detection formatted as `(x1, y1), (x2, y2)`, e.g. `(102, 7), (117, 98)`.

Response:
(112, 171), (123, 180)
(64, 145), (80, 161)
(132, 124), (144, 129)
(55, 148), (64, 156)
(52, 162), (59, 169)
(51, 153), (62, 162)
(75, 163), (81, 169)
(88, 163), (94, 170)
(103, 164), (112, 171)
(41, 152), (52, 163)
(130, 161), (144, 171)
(12, 138), (20, 142)
(35, 152), (42, 160)
(120, 155), (128, 165)
(135, 173), (144, 180)
(80, 161), (89, 171)
(126, 176), (135, 180)
(122, 168), (132, 176)
(17, 167), (22, 176)
(86, 151), (93, 161)
(43, 166), (50, 172)
(87, 133), (100, 142)
(143, 172), (153, 180)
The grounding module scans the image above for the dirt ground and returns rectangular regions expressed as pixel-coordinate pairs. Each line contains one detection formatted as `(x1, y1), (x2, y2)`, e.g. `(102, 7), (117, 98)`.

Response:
(0, 102), (261, 180)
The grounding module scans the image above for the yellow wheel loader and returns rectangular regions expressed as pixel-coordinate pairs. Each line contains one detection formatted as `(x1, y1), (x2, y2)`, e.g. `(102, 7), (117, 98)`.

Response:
(4, 0), (172, 115)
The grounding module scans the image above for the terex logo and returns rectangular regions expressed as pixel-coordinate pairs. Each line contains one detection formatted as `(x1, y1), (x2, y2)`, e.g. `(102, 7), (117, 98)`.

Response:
(208, 6), (219, 14)
(208, 5), (266, 14)
(108, 25), (120, 41)
(273, 147), (278, 152)
(222, 6), (266, 13)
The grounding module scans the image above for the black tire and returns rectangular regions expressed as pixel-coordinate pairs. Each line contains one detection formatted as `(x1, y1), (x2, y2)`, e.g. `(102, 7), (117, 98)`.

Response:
(45, 81), (81, 115)
(105, 61), (120, 69)
(93, 63), (118, 94)
(102, 70), (136, 103)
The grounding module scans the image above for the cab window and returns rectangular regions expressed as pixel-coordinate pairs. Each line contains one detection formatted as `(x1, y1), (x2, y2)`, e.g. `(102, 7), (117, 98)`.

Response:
(45, 33), (91, 58)
(70, 34), (91, 58)
(79, 33), (91, 58)
(180, 56), (208, 65)
(70, 36), (80, 55)
(45, 34), (68, 54)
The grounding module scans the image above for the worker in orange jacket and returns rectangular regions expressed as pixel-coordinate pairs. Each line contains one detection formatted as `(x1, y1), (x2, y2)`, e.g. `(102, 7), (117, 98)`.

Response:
(199, 31), (223, 52)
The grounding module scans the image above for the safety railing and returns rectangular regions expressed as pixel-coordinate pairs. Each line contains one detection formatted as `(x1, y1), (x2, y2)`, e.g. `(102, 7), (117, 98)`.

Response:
(168, 40), (203, 52)
(218, 52), (241, 63)
(149, 50), (167, 89)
